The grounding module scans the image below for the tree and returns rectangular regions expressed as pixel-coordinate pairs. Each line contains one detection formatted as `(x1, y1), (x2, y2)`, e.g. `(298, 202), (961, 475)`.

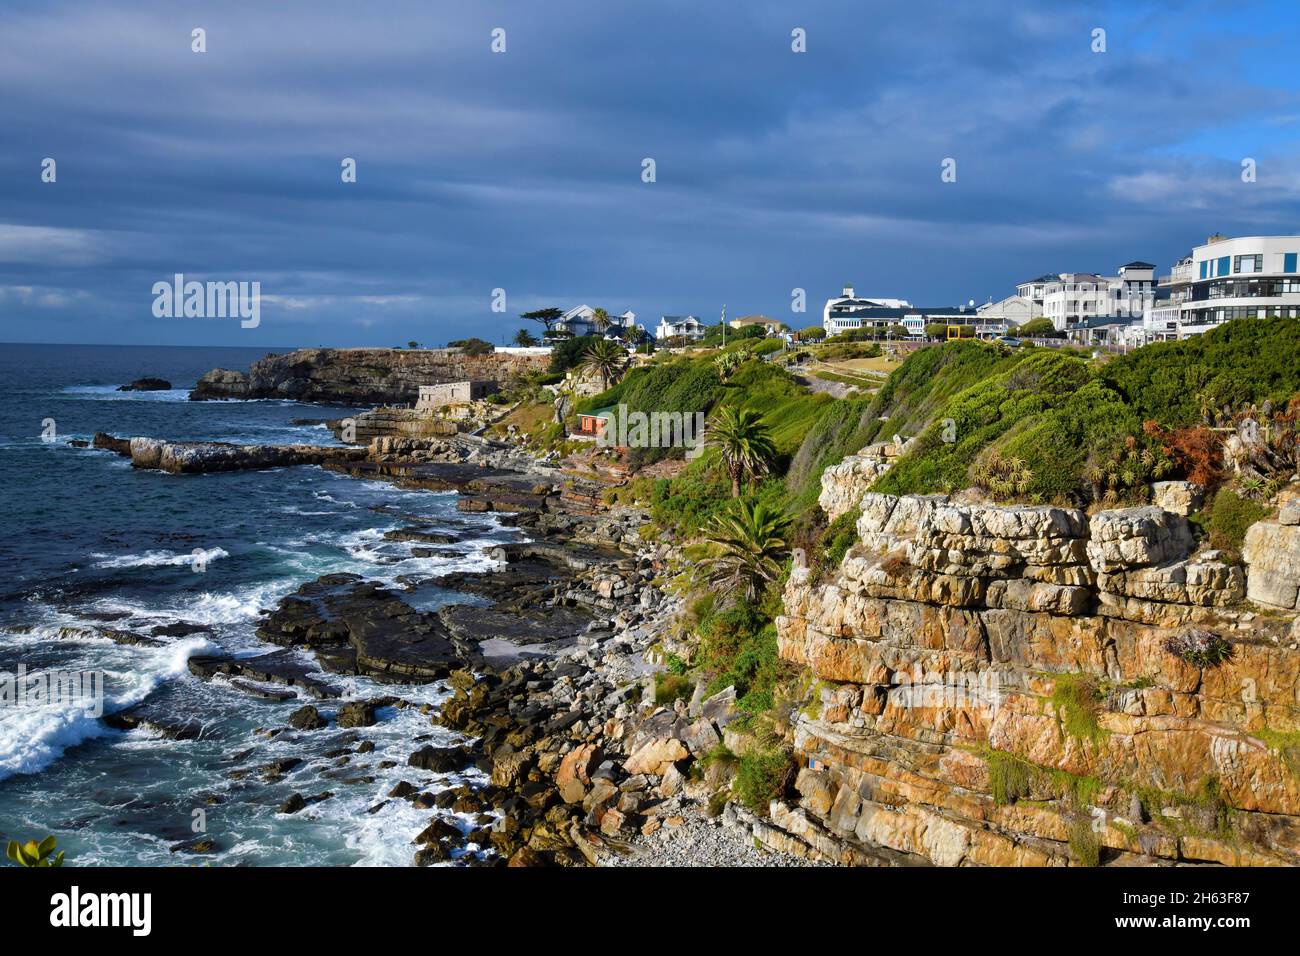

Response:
(581, 338), (627, 391)
(549, 335), (601, 374)
(407, 340), (421, 350)
(1016, 317), (1056, 337)
(799, 325), (827, 342)
(513, 328), (539, 347)
(709, 405), (777, 496)
(698, 500), (791, 602)
(591, 307), (612, 336)
(521, 307), (564, 336)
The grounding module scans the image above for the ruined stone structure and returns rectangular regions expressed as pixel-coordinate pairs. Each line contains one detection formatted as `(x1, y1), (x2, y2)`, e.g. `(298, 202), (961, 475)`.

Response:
(416, 381), (498, 409)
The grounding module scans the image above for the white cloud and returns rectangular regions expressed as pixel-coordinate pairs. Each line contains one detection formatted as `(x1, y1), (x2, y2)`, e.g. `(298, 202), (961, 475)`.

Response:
(0, 225), (117, 266)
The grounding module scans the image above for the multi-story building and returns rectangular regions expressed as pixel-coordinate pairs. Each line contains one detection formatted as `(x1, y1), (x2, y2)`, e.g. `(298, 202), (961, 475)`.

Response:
(822, 285), (913, 335)
(1041, 262), (1156, 337)
(1179, 235), (1300, 328)
(1139, 235), (1300, 341)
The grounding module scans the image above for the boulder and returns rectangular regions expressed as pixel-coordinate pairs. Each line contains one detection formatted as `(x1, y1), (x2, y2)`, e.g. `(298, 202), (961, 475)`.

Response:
(1086, 506), (1194, 572)
(287, 705), (326, 730)
(1151, 481), (1203, 517)
(117, 377), (171, 392)
(1243, 521), (1300, 610)
(556, 743), (599, 804)
(623, 738), (688, 776)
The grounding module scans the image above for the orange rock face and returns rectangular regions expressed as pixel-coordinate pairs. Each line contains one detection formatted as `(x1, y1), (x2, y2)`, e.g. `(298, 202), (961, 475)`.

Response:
(770, 493), (1300, 867)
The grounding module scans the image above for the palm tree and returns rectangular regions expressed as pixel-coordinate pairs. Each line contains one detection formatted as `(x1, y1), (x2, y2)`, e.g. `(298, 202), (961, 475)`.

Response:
(698, 500), (791, 601)
(591, 307), (612, 336)
(513, 328), (539, 347)
(581, 339), (627, 391)
(709, 406), (777, 496)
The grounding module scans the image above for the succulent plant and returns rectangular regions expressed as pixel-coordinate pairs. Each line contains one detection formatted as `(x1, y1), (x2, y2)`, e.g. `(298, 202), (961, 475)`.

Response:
(5, 836), (64, 867)
(1162, 629), (1233, 668)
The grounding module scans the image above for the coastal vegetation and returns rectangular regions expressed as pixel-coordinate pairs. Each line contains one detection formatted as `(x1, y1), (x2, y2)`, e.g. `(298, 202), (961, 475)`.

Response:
(474, 316), (1300, 823)
(5, 836), (64, 867)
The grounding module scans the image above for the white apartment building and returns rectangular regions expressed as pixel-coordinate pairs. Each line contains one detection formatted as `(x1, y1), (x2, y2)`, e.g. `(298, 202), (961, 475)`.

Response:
(1041, 262), (1157, 334)
(1179, 234), (1300, 327)
(1137, 235), (1300, 341)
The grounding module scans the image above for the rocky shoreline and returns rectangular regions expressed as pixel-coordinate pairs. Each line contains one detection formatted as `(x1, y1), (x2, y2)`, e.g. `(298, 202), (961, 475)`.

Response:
(77, 415), (797, 866)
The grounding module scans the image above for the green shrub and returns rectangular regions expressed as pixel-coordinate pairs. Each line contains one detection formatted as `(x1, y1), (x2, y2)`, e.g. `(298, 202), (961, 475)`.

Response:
(1050, 674), (1107, 744)
(986, 749), (1037, 806)
(654, 672), (692, 705)
(734, 743), (795, 813)
(818, 508), (860, 576)
(1102, 317), (1300, 427)
(549, 335), (603, 374)
(697, 600), (787, 715)
(1067, 817), (1101, 867)
(1206, 489), (1270, 552)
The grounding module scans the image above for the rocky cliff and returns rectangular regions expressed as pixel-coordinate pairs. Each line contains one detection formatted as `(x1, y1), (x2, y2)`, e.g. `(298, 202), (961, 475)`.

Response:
(190, 348), (550, 404)
(766, 483), (1300, 866)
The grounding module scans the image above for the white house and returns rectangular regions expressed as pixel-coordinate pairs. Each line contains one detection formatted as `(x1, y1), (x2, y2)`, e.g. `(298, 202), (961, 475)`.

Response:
(655, 315), (706, 340)
(553, 305), (639, 339)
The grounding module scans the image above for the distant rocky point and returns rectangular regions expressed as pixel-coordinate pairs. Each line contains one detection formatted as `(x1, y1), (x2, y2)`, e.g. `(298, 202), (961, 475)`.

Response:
(117, 377), (171, 391)
(189, 347), (549, 404)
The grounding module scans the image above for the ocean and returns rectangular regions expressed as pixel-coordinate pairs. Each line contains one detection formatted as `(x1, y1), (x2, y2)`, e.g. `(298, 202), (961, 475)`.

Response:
(0, 343), (514, 865)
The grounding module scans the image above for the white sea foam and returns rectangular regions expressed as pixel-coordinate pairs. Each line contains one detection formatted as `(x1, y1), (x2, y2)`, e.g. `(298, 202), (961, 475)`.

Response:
(59, 385), (192, 402)
(0, 635), (213, 781)
(92, 547), (230, 569)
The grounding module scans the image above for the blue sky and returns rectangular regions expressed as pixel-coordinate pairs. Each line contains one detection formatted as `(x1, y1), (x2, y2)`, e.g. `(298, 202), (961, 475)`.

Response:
(2, 0), (1299, 347)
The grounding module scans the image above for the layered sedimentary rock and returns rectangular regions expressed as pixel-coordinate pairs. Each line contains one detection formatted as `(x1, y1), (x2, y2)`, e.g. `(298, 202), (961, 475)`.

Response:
(818, 440), (912, 520)
(772, 491), (1300, 866)
(124, 436), (365, 474)
(189, 348), (549, 404)
(338, 407), (461, 442)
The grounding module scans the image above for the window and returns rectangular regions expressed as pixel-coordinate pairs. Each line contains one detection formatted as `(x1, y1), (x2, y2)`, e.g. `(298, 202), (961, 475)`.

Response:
(1217, 256), (1231, 277)
(1200, 260), (1209, 279)
(1234, 254), (1262, 274)
(1286, 253), (1298, 274)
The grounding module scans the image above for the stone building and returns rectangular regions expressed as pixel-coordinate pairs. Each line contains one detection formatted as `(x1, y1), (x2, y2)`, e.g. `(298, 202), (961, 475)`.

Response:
(415, 380), (498, 410)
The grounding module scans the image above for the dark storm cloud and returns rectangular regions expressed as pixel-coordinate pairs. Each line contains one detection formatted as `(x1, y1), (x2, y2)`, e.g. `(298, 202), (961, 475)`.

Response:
(0, 0), (1298, 345)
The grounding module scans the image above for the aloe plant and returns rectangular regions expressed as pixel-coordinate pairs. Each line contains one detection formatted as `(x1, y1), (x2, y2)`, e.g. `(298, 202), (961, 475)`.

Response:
(5, 836), (64, 867)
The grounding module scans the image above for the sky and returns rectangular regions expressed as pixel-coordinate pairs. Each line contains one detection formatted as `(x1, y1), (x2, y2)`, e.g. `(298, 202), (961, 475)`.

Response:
(2, 0), (1300, 348)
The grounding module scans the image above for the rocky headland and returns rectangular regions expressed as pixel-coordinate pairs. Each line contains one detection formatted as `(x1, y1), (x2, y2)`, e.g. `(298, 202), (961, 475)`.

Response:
(189, 347), (549, 404)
